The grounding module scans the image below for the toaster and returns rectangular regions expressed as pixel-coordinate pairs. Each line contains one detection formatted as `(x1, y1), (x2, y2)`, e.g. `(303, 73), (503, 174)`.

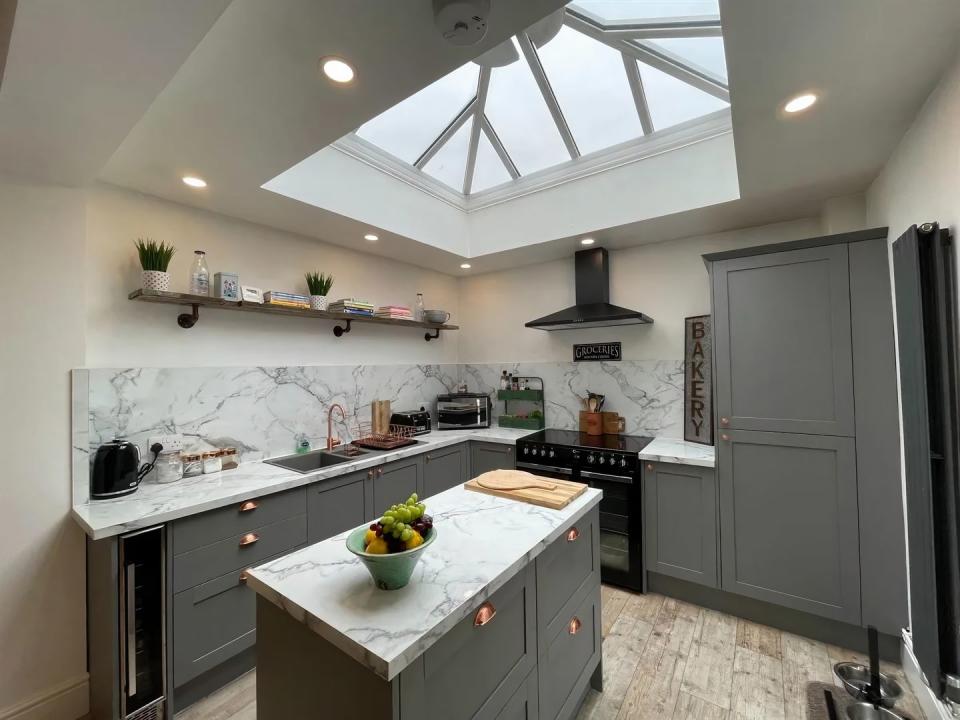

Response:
(390, 407), (432, 435)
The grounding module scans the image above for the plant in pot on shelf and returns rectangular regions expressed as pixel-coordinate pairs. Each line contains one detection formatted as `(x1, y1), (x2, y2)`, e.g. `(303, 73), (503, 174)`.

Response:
(305, 271), (333, 311)
(135, 238), (176, 292)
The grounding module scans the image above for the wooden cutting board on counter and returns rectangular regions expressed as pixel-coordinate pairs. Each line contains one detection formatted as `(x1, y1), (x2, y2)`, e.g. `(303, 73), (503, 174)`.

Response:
(465, 470), (588, 510)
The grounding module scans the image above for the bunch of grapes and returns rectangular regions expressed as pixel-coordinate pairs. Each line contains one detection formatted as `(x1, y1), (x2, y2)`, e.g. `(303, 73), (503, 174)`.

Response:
(368, 493), (433, 552)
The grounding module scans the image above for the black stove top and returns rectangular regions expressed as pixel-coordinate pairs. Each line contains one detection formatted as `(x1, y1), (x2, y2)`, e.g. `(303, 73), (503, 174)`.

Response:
(521, 429), (654, 454)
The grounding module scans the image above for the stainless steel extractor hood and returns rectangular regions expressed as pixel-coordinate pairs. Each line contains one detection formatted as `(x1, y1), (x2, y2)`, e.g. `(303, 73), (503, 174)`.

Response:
(525, 247), (653, 331)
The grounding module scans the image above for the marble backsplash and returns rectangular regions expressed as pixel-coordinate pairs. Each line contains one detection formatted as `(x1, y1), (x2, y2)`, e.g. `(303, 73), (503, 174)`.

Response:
(73, 360), (684, 503)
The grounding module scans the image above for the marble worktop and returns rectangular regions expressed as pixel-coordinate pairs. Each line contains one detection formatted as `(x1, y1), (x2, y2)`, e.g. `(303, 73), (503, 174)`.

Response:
(72, 428), (531, 540)
(638, 437), (715, 468)
(245, 485), (602, 681)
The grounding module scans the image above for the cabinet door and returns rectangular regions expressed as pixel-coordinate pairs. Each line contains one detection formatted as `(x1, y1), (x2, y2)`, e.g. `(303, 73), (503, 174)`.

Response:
(307, 471), (367, 544)
(423, 444), (466, 498)
(496, 670), (538, 720)
(470, 442), (515, 478)
(712, 244), (855, 436)
(373, 457), (421, 511)
(718, 430), (861, 623)
(644, 462), (718, 588)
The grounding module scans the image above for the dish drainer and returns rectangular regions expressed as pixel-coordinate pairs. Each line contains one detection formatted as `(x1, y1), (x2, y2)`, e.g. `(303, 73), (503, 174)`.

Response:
(351, 422), (419, 451)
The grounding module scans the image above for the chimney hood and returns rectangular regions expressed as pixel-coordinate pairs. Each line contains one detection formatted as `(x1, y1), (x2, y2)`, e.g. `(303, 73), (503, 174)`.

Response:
(526, 247), (653, 331)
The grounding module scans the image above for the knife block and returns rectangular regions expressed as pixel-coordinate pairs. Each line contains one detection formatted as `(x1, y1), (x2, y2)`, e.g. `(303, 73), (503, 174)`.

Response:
(579, 411), (603, 436)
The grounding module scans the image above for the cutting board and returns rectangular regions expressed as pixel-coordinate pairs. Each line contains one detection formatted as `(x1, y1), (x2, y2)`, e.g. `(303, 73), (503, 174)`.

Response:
(465, 470), (588, 510)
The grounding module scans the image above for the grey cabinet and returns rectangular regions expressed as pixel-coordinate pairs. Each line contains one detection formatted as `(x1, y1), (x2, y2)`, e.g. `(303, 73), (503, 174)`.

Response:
(538, 585), (600, 720)
(399, 564), (536, 720)
(470, 441), (515, 478)
(373, 456), (422, 511)
(718, 430), (861, 624)
(712, 244), (855, 436)
(423, 443), (467, 498)
(496, 671), (539, 720)
(536, 507), (600, 639)
(644, 462), (718, 588)
(307, 470), (367, 544)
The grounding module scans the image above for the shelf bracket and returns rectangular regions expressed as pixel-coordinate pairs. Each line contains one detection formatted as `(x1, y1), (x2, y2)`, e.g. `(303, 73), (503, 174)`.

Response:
(333, 319), (352, 337)
(177, 304), (200, 329)
(424, 328), (441, 342)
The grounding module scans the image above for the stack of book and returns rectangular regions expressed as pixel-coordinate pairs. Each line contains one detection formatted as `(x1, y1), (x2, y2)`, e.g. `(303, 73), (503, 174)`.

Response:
(264, 291), (309, 308)
(374, 305), (413, 320)
(329, 298), (374, 316)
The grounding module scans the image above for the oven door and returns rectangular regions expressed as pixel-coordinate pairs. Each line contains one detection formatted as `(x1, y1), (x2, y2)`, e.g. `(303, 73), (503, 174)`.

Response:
(515, 460), (574, 482)
(580, 469), (644, 591)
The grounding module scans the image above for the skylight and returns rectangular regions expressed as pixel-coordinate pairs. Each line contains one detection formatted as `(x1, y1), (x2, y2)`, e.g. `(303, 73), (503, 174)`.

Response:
(348, 1), (729, 198)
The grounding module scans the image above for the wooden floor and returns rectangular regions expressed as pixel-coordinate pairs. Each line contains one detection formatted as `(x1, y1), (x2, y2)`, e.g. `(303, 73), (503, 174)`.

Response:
(176, 585), (924, 720)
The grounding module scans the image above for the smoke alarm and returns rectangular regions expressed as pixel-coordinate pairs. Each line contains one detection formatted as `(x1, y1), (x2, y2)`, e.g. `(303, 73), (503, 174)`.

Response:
(433, 0), (490, 46)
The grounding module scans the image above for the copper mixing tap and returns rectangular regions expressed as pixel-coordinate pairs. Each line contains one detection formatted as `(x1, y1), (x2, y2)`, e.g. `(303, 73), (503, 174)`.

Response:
(327, 403), (347, 451)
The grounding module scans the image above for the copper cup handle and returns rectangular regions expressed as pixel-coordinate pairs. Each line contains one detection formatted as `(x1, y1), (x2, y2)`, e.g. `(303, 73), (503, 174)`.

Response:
(239, 532), (259, 547)
(474, 602), (496, 627)
(720, 416), (730, 426)
(239, 500), (258, 513)
(568, 616), (582, 635)
(646, 463), (654, 471)
(239, 570), (250, 584)
(566, 527), (580, 542)
(721, 433), (730, 442)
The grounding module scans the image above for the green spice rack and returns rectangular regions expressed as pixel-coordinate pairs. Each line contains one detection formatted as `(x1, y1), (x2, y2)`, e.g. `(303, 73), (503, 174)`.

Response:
(497, 376), (545, 430)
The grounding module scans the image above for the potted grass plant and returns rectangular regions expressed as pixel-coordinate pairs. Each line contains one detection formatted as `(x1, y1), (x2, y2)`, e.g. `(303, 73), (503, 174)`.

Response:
(135, 238), (176, 292)
(305, 271), (334, 310)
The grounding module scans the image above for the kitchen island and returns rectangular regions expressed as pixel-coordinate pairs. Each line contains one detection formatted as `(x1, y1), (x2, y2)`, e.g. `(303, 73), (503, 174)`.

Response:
(245, 485), (603, 720)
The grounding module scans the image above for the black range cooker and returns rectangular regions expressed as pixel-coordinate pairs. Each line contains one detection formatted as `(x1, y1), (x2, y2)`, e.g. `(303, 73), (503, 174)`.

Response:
(516, 429), (652, 591)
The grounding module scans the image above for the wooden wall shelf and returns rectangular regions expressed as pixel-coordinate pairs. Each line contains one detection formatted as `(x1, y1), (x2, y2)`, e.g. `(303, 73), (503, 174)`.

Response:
(129, 289), (458, 341)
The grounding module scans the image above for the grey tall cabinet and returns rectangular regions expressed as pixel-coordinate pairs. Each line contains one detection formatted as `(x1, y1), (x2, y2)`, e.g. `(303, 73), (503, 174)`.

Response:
(705, 228), (907, 634)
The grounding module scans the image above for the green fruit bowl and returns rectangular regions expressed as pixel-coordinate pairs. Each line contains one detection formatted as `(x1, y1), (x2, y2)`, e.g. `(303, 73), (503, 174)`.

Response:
(345, 526), (437, 591)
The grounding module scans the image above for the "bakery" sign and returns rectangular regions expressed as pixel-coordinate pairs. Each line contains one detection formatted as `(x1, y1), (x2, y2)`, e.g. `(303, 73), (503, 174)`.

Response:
(684, 316), (713, 444)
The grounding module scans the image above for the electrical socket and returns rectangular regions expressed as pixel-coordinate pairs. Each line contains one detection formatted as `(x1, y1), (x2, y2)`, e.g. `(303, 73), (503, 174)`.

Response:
(148, 434), (185, 454)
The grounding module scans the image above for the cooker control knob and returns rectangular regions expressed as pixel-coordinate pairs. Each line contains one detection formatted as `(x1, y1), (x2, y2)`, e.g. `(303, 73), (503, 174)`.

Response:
(523, 446), (529, 455)
(548, 449), (555, 459)
(620, 457), (629, 468)
(586, 454), (596, 465)
(598, 455), (606, 465)
(540, 448), (548, 457)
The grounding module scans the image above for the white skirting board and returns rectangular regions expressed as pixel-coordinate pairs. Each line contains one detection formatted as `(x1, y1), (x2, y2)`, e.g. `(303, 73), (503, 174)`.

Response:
(902, 629), (954, 720)
(0, 674), (88, 720)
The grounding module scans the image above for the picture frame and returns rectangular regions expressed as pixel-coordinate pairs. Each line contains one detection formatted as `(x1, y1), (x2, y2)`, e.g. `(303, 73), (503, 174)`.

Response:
(241, 285), (263, 304)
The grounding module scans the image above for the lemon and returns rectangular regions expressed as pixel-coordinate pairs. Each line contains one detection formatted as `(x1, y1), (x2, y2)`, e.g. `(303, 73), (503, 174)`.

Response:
(365, 537), (389, 554)
(403, 530), (424, 550)
(364, 528), (378, 546)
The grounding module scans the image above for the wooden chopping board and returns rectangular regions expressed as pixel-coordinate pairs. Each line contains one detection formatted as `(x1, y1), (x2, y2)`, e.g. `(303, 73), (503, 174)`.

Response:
(465, 470), (588, 510)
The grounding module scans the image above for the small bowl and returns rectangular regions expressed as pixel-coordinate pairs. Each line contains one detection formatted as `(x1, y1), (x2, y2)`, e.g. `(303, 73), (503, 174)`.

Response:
(846, 702), (906, 720)
(834, 662), (903, 709)
(345, 525), (437, 590)
(423, 309), (450, 324)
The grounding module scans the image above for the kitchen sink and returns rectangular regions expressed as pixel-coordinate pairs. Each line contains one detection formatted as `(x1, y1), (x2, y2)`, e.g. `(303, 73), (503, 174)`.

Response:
(264, 445), (372, 474)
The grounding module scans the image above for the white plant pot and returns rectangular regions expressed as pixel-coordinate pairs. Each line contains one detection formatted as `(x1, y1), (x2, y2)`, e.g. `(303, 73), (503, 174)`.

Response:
(310, 295), (328, 311)
(142, 270), (171, 292)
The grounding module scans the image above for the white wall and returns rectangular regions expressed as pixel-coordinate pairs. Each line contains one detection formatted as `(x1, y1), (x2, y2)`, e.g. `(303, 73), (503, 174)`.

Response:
(85, 184), (461, 367)
(457, 218), (822, 363)
(0, 178), (89, 718)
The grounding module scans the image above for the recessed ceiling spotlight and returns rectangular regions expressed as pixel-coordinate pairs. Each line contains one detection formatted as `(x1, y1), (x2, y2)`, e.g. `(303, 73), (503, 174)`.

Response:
(321, 57), (355, 84)
(182, 176), (207, 188)
(783, 93), (818, 114)
(580, 237), (595, 245)
(364, 233), (379, 241)
(460, 263), (472, 269)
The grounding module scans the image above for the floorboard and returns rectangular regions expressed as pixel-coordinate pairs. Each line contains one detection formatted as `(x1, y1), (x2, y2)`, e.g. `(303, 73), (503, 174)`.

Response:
(174, 586), (923, 720)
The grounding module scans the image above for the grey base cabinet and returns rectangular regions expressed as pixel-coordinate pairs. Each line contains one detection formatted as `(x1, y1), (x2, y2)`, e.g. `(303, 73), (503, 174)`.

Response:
(470, 441), (515, 478)
(255, 506), (602, 720)
(373, 456), (422, 510)
(306, 470), (367, 543)
(718, 430), (861, 624)
(644, 462), (718, 588)
(423, 443), (468, 498)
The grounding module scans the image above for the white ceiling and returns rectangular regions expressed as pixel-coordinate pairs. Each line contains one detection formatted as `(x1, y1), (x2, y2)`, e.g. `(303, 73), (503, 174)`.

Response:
(1, 0), (959, 274)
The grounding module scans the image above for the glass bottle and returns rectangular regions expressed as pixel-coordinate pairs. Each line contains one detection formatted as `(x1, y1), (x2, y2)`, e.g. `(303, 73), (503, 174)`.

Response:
(189, 250), (210, 296)
(414, 293), (425, 322)
(500, 371), (508, 390)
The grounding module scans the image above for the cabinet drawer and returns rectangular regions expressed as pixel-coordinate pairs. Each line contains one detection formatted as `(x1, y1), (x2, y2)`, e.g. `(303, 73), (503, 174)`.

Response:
(173, 487), (306, 555)
(423, 444), (466, 498)
(307, 475), (366, 544)
(173, 514), (306, 593)
(495, 669), (539, 720)
(171, 547), (300, 687)
(538, 584), (601, 720)
(404, 565), (535, 720)
(537, 508), (599, 637)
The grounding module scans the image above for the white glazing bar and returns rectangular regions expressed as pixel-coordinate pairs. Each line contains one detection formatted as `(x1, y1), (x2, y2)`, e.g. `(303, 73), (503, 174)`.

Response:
(516, 32), (580, 159)
(622, 53), (653, 134)
(481, 115), (520, 179)
(462, 67), (491, 195)
(414, 97), (477, 169)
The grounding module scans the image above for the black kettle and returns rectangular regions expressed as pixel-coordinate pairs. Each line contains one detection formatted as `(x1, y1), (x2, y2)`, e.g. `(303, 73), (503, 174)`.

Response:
(91, 439), (160, 499)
